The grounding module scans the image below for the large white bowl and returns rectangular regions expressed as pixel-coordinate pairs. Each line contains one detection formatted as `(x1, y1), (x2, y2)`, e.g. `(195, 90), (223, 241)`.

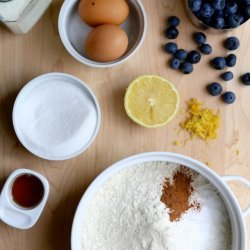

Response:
(58, 0), (147, 68)
(71, 152), (250, 250)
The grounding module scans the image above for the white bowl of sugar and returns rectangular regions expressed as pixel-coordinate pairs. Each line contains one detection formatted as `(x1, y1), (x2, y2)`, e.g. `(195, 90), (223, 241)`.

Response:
(71, 152), (249, 250)
(12, 73), (101, 160)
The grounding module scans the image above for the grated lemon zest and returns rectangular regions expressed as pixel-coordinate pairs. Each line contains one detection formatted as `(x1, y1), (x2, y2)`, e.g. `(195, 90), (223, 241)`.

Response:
(180, 99), (220, 141)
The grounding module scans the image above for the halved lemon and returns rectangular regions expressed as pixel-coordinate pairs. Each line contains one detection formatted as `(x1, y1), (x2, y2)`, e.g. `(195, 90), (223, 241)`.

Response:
(124, 75), (179, 128)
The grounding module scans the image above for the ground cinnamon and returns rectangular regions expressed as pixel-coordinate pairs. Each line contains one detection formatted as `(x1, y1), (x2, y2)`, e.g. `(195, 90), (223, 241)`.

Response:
(160, 165), (200, 222)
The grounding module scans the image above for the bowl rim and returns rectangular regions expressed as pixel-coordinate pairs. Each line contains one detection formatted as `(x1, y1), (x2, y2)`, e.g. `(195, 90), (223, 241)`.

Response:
(71, 152), (247, 250)
(12, 72), (101, 161)
(58, 0), (147, 68)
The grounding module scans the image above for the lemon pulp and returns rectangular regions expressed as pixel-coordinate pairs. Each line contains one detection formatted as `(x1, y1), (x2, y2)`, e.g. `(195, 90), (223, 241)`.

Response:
(124, 75), (179, 128)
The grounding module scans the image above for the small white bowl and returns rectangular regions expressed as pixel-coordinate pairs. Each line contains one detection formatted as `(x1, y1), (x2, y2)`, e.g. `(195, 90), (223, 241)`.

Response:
(12, 73), (101, 161)
(58, 0), (147, 68)
(0, 169), (49, 229)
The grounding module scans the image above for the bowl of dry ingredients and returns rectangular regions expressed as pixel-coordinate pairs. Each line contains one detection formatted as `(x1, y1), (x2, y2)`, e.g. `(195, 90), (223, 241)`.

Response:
(71, 152), (250, 250)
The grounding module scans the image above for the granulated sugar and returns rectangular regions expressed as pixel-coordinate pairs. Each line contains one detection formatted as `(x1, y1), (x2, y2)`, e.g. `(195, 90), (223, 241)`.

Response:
(81, 162), (232, 250)
(18, 79), (97, 158)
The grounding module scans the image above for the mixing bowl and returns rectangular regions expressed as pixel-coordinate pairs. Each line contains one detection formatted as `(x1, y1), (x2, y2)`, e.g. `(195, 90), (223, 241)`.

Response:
(71, 152), (249, 250)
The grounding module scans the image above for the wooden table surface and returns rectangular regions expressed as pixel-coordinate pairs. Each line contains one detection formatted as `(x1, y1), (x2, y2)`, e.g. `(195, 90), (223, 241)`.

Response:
(0, 0), (249, 249)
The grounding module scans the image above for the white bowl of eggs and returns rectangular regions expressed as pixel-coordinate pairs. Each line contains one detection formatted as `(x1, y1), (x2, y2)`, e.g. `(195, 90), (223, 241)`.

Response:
(58, 0), (147, 68)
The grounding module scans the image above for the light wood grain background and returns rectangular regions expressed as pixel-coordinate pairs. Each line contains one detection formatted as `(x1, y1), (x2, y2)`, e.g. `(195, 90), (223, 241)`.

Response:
(0, 0), (249, 249)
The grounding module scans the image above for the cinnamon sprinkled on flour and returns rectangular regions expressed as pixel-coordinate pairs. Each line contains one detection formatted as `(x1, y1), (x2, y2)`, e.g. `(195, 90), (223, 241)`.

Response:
(161, 166), (200, 221)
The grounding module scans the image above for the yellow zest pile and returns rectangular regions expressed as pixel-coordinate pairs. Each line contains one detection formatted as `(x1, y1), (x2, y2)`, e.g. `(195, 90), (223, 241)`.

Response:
(180, 99), (220, 141)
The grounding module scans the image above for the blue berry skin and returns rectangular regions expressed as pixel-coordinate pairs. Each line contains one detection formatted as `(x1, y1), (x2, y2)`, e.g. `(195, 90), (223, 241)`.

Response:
(174, 49), (188, 61)
(242, 0), (250, 4)
(226, 54), (237, 67)
(200, 43), (212, 54)
(201, 17), (212, 25)
(193, 10), (202, 19)
(165, 27), (179, 39)
(225, 37), (240, 51)
(215, 9), (224, 17)
(188, 0), (202, 12)
(170, 58), (181, 69)
(187, 51), (201, 64)
(201, 3), (215, 18)
(194, 32), (207, 45)
(225, 1), (238, 14)
(180, 62), (193, 74)
(221, 71), (234, 81)
(222, 91), (236, 104)
(164, 42), (178, 54)
(213, 15), (225, 29)
(168, 16), (180, 27)
(212, 57), (226, 70)
(245, 6), (250, 17)
(227, 14), (244, 28)
(208, 82), (223, 96)
(213, 0), (226, 10)
(241, 73), (250, 85)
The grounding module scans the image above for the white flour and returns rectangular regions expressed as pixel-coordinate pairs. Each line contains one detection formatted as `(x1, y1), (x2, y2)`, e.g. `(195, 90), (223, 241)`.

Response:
(18, 79), (97, 158)
(0, 0), (32, 21)
(81, 162), (232, 250)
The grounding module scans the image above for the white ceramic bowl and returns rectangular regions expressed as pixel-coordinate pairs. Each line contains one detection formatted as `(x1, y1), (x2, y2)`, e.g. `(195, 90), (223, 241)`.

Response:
(0, 168), (49, 229)
(13, 73), (101, 161)
(58, 0), (147, 68)
(71, 152), (250, 250)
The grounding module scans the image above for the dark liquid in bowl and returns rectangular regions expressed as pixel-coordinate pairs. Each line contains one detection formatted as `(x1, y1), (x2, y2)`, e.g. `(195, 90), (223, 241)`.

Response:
(11, 174), (44, 209)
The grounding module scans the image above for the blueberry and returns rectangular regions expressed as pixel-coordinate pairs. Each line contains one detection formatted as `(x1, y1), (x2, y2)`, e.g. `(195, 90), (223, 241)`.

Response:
(174, 49), (188, 61)
(225, 0), (238, 14)
(193, 10), (202, 19)
(201, 3), (215, 18)
(245, 6), (250, 17)
(213, 0), (226, 10)
(221, 71), (234, 81)
(213, 15), (225, 29)
(208, 82), (223, 96)
(200, 43), (212, 54)
(227, 14), (244, 28)
(194, 32), (207, 45)
(212, 57), (226, 70)
(168, 16), (180, 27)
(164, 42), (178, 54)
(222, 91), (236, 104)
(170, 58), (181, 69)
(215, 9), (224, 17)
(165, 27), (179, 39)
(242, 0), (250, 4)
(180, 62), (193, 74)
(225, 37), (240, 50)
(201, 17), (212, 25)
(188, 0), (202, 12)
(187, 50), (201, 64)
(241, 73), (250, 85)
(226, 54), (237, 67)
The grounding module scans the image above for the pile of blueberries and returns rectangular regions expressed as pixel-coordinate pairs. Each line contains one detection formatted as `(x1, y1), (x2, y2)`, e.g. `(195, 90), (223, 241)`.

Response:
(209, 36), (250, 103)
(164, 16), (212, 74)
(164, 16), (250, 104)
(188, 0), (250, 29)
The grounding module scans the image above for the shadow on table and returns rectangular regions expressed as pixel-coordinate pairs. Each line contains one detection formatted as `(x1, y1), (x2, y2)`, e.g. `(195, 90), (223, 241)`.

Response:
(46, 178), (94, 250)
(0, 89), (22, 144)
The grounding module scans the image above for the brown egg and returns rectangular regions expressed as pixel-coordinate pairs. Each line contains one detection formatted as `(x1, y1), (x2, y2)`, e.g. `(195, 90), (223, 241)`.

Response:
(78, 0), (129, 27)
(84, 24), (128, 62)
